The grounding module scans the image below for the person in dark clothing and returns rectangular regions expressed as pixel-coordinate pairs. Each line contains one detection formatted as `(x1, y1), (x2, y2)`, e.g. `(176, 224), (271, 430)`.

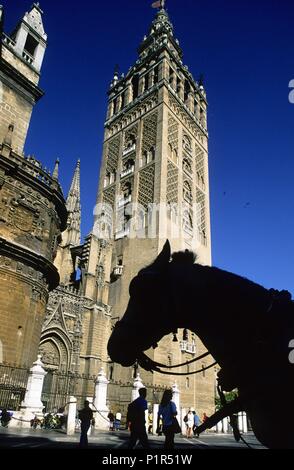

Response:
(127, 388), (149, 449)
(107, 410), (115, 431)
(78, 400), (93, 448)
(1, 409), (11, 427)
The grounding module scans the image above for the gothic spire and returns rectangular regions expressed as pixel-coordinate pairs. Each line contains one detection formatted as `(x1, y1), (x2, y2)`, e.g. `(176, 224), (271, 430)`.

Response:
(65, 160), (81, 246)
(52, 158), (59, 180)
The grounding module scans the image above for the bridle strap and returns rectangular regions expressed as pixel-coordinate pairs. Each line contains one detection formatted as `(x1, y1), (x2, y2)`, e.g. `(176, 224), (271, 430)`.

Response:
(137, 350), (210, 370)
(138, 356), (217, 376)
(138, 351), (216, 375)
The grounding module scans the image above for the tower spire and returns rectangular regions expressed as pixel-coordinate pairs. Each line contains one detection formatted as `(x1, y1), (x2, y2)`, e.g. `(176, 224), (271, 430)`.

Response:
(65, 160), (81, 246)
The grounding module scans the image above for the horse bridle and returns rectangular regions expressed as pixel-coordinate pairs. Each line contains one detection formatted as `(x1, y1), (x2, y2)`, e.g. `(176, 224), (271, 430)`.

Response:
(137, 350), (217, 376)
(114, 316), (217, 376)
(138, 285), (285, 376)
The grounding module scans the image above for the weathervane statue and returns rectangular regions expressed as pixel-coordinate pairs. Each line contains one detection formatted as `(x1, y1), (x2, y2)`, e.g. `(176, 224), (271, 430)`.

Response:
(152, 0), (166, 9)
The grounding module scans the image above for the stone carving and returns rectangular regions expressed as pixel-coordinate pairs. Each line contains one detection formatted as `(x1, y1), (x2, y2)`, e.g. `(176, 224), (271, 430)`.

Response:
(103, 186), (116, 209)
(183, 180), (192, 205)
(183, 134), (192, 153)
(168, 114), (179, 164)
(106, 136), (121, 174)
(108, 92), (158, 137)
(0, 196), (9, 222)
(39, 344), (60, 366)
(123, 124), (138, 153)
(167, 160), (178, 204)
(138, 164), (155, 209)
(142, 111), (158, 155)
(196, 151), (205, 190)
(168, 93), (207, 141)
(196, 188), (206, 245)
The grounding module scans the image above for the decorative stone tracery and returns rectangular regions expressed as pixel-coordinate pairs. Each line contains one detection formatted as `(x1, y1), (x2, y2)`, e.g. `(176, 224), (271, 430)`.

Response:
(168, 114), (179, 163)
(167, 160), (178, 204)
(138, 164), (155, 209)
(142, 111), (158, 155)
(196, 189), (206, 245)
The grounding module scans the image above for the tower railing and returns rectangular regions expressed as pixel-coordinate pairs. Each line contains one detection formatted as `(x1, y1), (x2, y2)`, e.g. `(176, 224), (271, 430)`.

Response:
(179, 341), (196, 354)
(2, 33), (16, 48)
(120, 166), (134, 179)
(122, 143), (136, 157)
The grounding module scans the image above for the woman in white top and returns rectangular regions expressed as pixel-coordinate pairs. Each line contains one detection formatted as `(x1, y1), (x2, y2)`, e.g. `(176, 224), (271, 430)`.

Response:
(186, 410), (194, 437)
(157, 389), (178, 449)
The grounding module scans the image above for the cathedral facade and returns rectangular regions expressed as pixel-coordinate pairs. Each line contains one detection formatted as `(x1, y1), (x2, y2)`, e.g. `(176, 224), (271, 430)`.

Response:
(0, 4), (215, 418)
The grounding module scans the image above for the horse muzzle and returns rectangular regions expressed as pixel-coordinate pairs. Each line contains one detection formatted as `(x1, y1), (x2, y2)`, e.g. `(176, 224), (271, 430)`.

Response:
(107, 323), (140, 366)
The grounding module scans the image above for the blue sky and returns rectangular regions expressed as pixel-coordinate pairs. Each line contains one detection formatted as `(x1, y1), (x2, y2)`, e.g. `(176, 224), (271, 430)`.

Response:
(2, 0), (294, 294)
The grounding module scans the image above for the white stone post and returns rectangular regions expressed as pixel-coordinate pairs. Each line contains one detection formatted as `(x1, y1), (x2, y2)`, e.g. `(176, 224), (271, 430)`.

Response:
(10, 355), (47, 429)
(172, 382), (182, 433)
(181, 407), (187, 434)
(216, 420), (223, 433)
(223, 416), (229, 433)
(172, 382), (180, 414)
(152, 404), (159, 435)
(93, 368), (109, 430)
(131, 373), (144, 401)
(242, 412), (248, 433)
(66, 396), (77, 435)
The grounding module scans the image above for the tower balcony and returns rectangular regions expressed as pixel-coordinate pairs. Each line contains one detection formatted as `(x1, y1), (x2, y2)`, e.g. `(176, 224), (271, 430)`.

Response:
(180, 341), (196, 354)
(120, 166), (134, 179)
(112, 265), (124, 279)
(114, 227), (130, 240)
(117, 194), (132, 208)
(22, 49), (34, 65)
(2, 33), (16, 48)
(122, 143), (136, 157)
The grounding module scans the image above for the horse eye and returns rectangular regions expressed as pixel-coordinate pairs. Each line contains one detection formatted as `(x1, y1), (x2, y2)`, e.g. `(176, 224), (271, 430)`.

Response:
(129, 275), (153, 297)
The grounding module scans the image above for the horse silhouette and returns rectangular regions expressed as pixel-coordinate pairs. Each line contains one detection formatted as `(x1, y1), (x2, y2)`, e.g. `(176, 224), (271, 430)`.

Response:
(108, 240), (294, 449)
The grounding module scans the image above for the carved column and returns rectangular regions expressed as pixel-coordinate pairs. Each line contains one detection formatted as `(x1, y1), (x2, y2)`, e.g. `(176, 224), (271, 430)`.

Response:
(149, 69), (155, 87)
(125, 80), (133, 105)
(93, 368), (109, 430)
(107, 100), (114, 119)
(9, 356), (47, 429)
(188, 91), (194, 113)
(116, 94), (122, 113)
(66, 396), (77, 435)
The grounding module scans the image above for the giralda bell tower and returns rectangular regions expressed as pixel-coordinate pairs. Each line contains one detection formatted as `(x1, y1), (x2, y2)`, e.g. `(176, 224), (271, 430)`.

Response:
(93, 2), (214, 414)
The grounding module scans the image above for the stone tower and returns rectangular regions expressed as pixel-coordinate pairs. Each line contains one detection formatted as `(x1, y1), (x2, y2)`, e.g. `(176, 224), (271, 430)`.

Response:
(0, 3), (47, 154)
(91, 6), (215, 415)
(0, 4), (67, 367)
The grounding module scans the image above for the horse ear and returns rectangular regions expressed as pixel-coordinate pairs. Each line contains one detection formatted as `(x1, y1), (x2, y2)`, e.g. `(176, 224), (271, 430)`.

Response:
(153, 240), (171, 268)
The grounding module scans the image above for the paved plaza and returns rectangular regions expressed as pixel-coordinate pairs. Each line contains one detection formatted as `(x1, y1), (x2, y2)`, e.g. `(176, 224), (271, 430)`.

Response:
(0, 427), (266, 450)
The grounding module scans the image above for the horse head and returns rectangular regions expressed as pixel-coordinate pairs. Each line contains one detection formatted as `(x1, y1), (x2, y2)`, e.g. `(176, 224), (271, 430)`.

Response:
(107, 240), (294, 448)
(108, 240), (174, 366)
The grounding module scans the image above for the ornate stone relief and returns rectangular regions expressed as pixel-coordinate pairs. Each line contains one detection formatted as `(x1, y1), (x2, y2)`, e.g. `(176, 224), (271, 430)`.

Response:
(168, 93), (206, 141)
(167, 160), (178, 204)
(138, 164), (155, 209)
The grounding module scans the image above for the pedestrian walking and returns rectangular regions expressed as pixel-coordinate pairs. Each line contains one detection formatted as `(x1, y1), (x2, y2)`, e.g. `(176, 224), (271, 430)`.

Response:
(157, 389), (178, 449)
(127, 388), (149, 449)
(78, 400), (93, 448)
